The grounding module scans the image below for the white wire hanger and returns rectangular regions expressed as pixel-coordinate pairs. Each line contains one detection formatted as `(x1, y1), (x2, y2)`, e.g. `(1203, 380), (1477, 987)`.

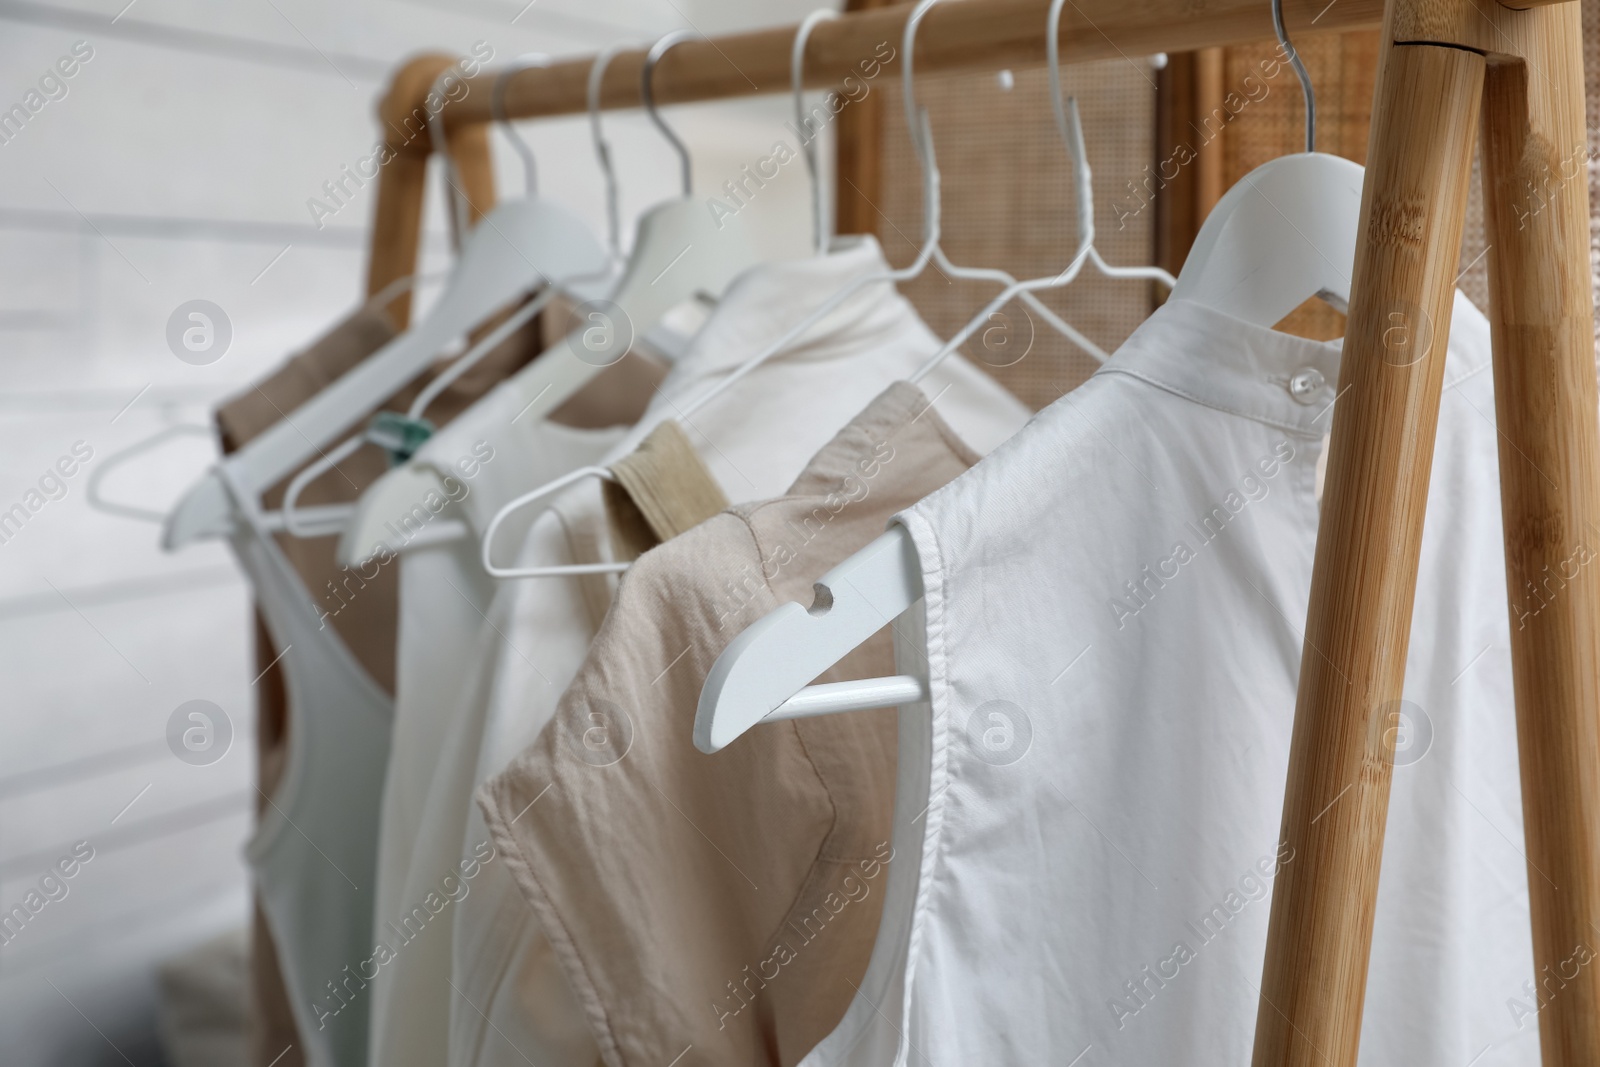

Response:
(588, 41), (629, 267)
(161, 56), (614, 551)
(693, 0), (1177, 753)
(277, 56), (620, 539)
(1166, 0), (1359, 322)
(895, 0), (1109, 365)
(681, 0), (1116, 408)
(341, 29), (765, 569)
(475, 15), (848, 581)
(85, 270), (446, 531)
(472, 12), (839, 580)
(332, 46), (638, 563)
(478, 1), (1103, 580)
(900, 0), (1177, 386)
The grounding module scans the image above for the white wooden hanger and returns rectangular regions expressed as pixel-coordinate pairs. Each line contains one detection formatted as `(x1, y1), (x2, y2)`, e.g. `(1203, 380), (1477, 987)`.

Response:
(1166, 0), (1358, 320)
(694, 0), (1361, 752)
(480, 0), (1101, 579)
(697, 0), (1110, 752)
(279, 57), (618, 539)
(695, 525), (926, 751)
(162, 60), (613, 550)
(280, 281), (561, 538)
(341, 31), (763, 568)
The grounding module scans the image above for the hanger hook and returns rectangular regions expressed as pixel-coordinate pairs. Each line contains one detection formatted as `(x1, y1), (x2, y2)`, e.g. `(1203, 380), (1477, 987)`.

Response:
(426, 66), (470, 249)
(1047, 0), (1095, 249)
(1271, 0), (1315, 153)
(642, 29), (698, 197)
(588, 43), (631, 260)
(902, 0), (944, 251)
(792, 9), (840, 256)
(493, 53), (549, 197)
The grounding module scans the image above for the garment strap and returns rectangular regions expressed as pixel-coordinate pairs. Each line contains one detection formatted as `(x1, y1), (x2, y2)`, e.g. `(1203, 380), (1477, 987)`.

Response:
(214, 463), (388, 705)
(601, 419), (727, 560)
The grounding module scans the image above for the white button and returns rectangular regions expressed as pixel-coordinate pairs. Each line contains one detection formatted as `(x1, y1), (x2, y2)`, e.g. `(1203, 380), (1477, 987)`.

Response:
(1289, 368), (1325, 404)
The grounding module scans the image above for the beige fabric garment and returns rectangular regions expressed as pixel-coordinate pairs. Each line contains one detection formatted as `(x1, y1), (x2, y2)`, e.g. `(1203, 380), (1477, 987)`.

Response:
(478, 382), (982, 1067)
(216, 301), (542, 1067)
(601, 419), (728, 559)
(217, 303), (544, 707)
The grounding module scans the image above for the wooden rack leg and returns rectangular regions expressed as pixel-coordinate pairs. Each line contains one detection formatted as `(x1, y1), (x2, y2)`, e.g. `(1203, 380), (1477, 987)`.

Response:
(367, 147), (429, 324)
(1480, 3), (1600, 1060)
(1250, 41), (1485, 1067)
(365, 53), (497, 327)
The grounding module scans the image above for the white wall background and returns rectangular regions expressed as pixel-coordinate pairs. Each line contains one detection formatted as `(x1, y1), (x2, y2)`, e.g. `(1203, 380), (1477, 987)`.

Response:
(0, 1), (823, 1063)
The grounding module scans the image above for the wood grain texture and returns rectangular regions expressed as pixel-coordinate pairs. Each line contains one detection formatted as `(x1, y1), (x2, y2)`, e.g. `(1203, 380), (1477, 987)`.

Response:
(1250, 40), (1486, 1067)
(1392, 0), (1574, 52)
(1479, 1), (1600, 1060)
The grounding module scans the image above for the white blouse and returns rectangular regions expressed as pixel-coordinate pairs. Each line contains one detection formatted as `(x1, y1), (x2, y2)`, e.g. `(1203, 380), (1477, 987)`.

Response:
(811, 293), (1538, 1067)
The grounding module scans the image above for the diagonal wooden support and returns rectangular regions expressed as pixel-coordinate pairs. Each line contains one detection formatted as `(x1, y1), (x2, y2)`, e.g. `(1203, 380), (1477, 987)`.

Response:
(1252, 0), (1599, 1063)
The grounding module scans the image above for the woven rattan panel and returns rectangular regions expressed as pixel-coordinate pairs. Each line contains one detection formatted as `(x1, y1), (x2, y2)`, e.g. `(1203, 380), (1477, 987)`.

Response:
(1220, 32), (1489, 337)
(871, 60), (1158, 410)
(868, 31), (1597, 408)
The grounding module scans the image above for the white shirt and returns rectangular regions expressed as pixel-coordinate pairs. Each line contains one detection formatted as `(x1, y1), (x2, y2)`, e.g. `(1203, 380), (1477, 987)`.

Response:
(222, 466), (393, 1067)
(367, 400), (628, 1067)
(808, 294), (1537, 1066)
(449, 236), (1033, 1067)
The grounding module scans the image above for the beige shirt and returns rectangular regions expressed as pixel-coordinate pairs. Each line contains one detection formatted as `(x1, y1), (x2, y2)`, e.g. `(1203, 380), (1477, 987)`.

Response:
(478, 382), (984, 1067)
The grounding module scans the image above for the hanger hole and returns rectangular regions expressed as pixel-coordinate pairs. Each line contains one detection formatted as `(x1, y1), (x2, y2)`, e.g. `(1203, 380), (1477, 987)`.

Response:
(807, 583), (835, 617)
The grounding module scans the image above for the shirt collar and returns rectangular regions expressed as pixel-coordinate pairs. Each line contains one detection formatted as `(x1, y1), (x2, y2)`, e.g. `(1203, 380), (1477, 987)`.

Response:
(1096, 292), (1490, 437)
(670, 235), (917, 377)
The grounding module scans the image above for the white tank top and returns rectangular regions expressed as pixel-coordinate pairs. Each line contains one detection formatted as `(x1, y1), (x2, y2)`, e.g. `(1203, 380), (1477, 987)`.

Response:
(223, 466), (392, 1067)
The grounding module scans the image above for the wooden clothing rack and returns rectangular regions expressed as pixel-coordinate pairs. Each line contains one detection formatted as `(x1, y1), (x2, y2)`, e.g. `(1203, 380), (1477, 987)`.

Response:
(362, 0), (1598, 1062)
(363, 0), (1390, 324)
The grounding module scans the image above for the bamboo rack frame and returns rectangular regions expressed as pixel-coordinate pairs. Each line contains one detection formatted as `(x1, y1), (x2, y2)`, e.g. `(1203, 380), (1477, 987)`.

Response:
(1255, 2), (1600, 1062)
(361, 0), (1597, 1062)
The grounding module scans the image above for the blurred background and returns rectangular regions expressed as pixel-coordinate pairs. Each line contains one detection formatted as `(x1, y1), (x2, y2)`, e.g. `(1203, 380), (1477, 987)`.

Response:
(0, 0), (1591, 1063)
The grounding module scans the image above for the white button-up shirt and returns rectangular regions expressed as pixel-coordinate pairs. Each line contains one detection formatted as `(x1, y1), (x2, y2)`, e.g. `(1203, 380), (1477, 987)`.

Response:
(810, 293), (1537, 1067)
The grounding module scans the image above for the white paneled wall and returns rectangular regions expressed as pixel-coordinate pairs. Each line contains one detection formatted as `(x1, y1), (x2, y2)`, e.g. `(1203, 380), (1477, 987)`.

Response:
(0, 1), (819, 1063)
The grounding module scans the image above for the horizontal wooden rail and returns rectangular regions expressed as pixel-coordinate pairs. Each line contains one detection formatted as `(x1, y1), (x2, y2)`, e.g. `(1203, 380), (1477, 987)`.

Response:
(368, 0), (1399, 319)
(436, 0), (1385, 130)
